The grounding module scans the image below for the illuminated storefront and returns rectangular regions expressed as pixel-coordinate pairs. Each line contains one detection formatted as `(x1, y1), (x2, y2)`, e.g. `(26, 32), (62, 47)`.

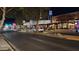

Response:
(52, 11), (79, 31)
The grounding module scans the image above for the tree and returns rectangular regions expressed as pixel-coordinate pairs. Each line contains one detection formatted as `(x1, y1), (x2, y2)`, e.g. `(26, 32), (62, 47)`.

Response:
(25, 7), (49, 32)
(0, 7), (14, 29)
(0, 7), (49, 31)
(0, 7), (6, 29)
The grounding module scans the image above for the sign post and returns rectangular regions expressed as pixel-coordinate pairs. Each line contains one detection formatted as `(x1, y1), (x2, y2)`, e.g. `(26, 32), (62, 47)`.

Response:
(49, 10), (53, 23)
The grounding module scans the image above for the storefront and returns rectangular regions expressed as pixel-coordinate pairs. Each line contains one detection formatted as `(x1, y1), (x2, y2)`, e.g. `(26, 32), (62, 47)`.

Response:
(52, 11), (79, 31)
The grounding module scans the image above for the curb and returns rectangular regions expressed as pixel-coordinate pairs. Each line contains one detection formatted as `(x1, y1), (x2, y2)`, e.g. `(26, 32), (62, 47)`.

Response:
(0, 34), (14, 51)
(2, 34), (20, 51)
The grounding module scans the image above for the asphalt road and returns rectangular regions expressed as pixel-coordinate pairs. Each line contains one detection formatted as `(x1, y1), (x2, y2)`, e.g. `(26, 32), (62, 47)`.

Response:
(2, 32), (79, 51)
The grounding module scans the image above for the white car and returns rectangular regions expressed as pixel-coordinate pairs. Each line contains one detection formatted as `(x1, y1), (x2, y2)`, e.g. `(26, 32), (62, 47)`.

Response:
(32, 28), (44, 32)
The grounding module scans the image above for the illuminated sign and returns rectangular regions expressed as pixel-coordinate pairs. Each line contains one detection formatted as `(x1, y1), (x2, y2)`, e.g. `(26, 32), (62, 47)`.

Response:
(49, 10), (53, 16)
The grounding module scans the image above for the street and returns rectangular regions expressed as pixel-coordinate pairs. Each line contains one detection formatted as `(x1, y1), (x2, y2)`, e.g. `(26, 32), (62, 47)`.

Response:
(2, 31), (79, 51)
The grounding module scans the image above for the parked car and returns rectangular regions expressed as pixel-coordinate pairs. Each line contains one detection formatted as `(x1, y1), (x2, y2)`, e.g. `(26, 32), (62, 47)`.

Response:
(32, 28), (44, 32)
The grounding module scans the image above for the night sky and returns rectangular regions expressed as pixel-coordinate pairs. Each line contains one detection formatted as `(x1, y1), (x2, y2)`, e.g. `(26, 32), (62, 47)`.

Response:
(51, 7), (79, 16)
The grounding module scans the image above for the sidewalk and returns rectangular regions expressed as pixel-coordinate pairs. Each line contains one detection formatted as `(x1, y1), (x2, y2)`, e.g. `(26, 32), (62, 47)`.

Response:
(61, 35), (79, 41)
(45, 29), (76, 33)
(0, 34), (13, 51)
(42, 31), (79, 41)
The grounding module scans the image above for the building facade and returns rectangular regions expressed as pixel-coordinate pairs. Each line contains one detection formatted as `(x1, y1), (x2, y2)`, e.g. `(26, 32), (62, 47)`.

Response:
(51, 11), (79, 31)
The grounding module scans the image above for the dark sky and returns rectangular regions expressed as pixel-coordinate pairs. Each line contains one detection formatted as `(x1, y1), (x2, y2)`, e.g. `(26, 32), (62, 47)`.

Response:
(51, 7), (79, 16)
